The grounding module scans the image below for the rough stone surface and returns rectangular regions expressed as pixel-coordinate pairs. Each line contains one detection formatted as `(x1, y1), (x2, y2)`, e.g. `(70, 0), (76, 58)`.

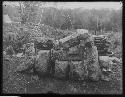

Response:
(35, 50), (50, 75)
(58, 29), (91, 50)
(54, 60), (70, 79)
(99, 56), (113, 70)
(69, 61), (88, 80)
(52, 48), (82, 61)
(84, 46), (101, 81)
(52, 49), (68, 61)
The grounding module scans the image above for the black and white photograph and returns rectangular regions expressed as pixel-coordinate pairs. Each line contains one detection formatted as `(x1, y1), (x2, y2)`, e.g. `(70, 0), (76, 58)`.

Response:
(3, 1), (122, 94)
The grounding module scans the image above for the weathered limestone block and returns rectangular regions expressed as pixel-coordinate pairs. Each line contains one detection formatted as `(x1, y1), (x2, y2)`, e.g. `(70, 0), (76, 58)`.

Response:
(84, 45), (101, 81)
(77, 29), (90, 40)
(52, 48), (82, 61)
(54, 60), (70, 79)
(35, 50), (51, 75)
(69, 61), (88, 80)
(52, 49), (68, 61)
(58, 29), (91, 50)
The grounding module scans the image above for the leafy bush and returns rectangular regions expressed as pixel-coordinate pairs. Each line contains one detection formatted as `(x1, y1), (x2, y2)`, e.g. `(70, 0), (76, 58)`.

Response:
(106, 32), (122, 58)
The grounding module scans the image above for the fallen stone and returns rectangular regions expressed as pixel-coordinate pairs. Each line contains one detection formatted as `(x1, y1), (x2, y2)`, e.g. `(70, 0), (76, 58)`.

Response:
(99, 56), (121, 66)
(99, 56), (114, 77)
(99, 56), (113, 68)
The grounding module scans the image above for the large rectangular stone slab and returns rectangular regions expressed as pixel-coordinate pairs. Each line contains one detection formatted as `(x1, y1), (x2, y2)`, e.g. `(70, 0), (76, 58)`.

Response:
(69, 61), (88, 80)
(54, 60), (70, 79)
(35, 50), (51, 75)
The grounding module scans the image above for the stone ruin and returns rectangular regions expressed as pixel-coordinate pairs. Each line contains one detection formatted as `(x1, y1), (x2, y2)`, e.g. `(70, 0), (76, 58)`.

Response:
(50, 29), (101, 81)
(8, 29), (121, 81)
(32, 29), (118, 81)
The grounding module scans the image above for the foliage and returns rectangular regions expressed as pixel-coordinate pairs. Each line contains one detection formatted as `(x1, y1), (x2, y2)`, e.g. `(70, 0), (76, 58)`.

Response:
(3, 2), (122, 57)
(105, 32), (122, 58)
(3, 2), (122, 32)
(41, 7), (122, 32)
